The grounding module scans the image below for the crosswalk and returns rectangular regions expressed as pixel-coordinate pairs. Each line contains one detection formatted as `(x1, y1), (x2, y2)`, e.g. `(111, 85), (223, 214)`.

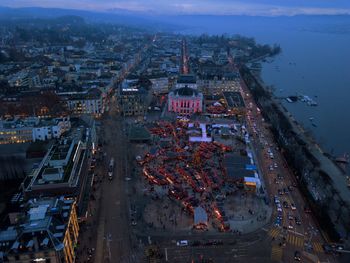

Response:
(286, 234), (304, 248)
(271, 245), (283, 262)
(268, 227), (281, 238)
(313, 242), (324, 253)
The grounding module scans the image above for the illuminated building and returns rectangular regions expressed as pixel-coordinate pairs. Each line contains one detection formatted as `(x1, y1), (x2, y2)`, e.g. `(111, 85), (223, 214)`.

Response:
(0, 196), (79, 263)
(168, 86), (203, 115)
(0, 117), (70, 145)
(60, 89), (104, 116)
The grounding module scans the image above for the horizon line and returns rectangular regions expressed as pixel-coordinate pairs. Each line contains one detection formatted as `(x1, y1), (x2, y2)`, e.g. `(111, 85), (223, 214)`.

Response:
(1, 5), (350, 17)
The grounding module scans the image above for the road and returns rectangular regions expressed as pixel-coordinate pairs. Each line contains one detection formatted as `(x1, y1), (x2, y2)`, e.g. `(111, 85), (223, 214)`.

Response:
(92, 98), (142, 263)
(181, 38), (189, 74)
(238, 68), (337, 263)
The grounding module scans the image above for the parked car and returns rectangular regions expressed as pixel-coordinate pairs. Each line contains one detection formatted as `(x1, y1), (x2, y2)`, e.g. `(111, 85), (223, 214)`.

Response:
(177, 240), (188, 247)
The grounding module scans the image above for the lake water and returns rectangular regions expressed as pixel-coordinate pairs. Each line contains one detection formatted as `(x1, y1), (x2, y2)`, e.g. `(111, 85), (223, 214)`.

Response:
(174, 15), (350, 166)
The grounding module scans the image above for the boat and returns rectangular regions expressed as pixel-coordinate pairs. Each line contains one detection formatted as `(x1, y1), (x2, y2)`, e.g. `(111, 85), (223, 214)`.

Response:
(312, 123), (317, 127)
(301, 95), (318, 106)
(309, 117), (314, 121)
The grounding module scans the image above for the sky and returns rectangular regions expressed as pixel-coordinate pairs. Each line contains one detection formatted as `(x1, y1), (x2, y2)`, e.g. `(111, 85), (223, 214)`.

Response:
(2, 0), (350, 16)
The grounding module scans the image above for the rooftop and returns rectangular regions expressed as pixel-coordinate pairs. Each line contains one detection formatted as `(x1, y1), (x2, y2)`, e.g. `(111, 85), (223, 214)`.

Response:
(223, 92), (245, 108)
(177, 74), (197, 84)
(26, 139), (86, 192)
(0, 197), (74, 257)
(174, 86), (199, 97)
(224, 153), (256, 180)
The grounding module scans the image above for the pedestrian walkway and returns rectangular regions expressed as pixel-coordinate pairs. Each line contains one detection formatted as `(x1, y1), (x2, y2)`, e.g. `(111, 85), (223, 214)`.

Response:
(312, 242), (324, 253)
(287, 234), (304, 248)
(268, 227), (281, 238)
(271, 245), (283, 262)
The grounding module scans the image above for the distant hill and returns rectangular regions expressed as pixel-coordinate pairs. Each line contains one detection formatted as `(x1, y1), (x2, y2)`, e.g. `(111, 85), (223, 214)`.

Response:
(0, 6), (179, 31)
(0, 6), (349, 34)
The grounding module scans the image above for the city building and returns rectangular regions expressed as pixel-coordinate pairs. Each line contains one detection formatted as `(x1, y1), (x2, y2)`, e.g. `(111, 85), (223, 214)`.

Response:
(0, 196), (79, 263)
(118, 87), (148, 116)
(168, 86), (203, 114)
(150, 77), (169, 95)
(24, 138), (87, 197)
(0, 117), (71, 145)
(7, 71), (41, 89)
(0, 118), (35, 144)
(32, 117), (71, 142)
(60, 89), (104, 116)
(198, 72), (241, 93)
(175, 74), (197, 90)
(222, 92), (246, 116)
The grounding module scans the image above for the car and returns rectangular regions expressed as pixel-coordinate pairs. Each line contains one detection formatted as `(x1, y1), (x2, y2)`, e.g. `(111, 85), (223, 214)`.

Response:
(131, 220), (137, 226)
(274, 163), (278, 168)
(295, 217), (301, 225)
(278, 189), (283, 195)
(177, 240), (188, 247)
(288, 225), (294, 230)
(291, 203), (296, 210)
(283, 201), (289, 208)
(336, 245), (345, 250)
(274, 219), (282, 226)
(288, 214), (294, 220)
(322, 244), (333, 254)
(294, 251), (301, 261)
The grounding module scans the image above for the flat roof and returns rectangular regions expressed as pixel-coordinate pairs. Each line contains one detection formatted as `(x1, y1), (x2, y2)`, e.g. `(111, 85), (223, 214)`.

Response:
(223, 92), (245, 108)
(177, 74), (196, 84)
(128, 125), (151, 141)
(224, 154), (255, 180)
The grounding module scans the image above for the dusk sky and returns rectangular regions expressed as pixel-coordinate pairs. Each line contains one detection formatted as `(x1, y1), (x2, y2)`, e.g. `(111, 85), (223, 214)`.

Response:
(2, 0), (350, 16)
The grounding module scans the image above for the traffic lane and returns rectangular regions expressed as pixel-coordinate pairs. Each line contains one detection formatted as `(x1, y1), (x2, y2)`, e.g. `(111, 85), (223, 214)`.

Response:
(100, 117), (133, 262)
(160, 239), (272, 263)
(273, 152), (313, 237)
(240, 76), (333, 260)
(262, 139), (308, 237)
(246, 98), (325, 254)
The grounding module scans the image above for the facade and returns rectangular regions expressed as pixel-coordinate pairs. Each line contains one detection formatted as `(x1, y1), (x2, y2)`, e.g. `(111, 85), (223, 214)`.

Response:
(0, 196), (79, 263)
(32, 117), (71, 142)
(168, 86), (203, 114)
(7, 71), (41, 88)
(60, 89), (104, 116)
(150, 77), (169, 94)
(0, 117), (71, 144)
(118, 87), (148, 116)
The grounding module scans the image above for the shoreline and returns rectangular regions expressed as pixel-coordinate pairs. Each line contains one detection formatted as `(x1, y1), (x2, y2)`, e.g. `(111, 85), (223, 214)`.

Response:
(240, 64), (350, 242)
(249, 59), (347, 171)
